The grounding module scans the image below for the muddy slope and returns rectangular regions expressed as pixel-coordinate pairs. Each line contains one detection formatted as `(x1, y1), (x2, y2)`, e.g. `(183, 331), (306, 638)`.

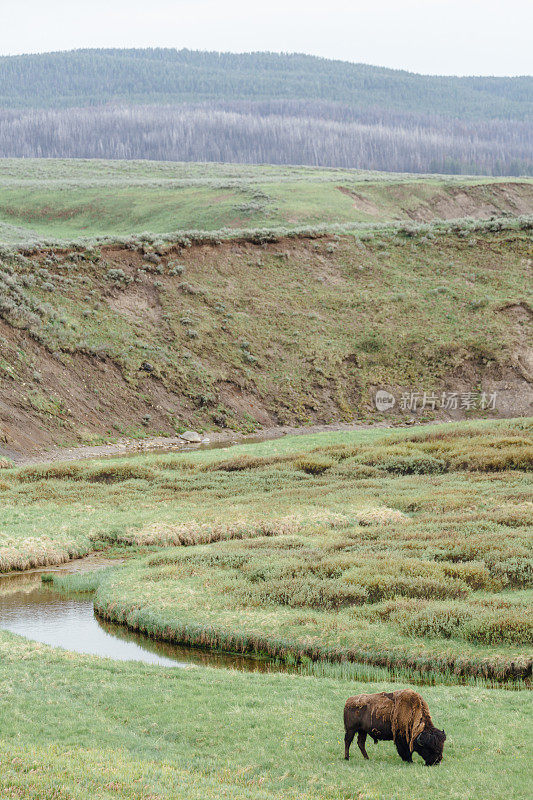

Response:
(339, 181), (533, 221)
(0, 230), (531, 455)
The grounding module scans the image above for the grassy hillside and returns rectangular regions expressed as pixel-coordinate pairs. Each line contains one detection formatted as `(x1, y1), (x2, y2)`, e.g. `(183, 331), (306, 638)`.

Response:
(1, 160), (531, 245)
(0, 220), (532, 452)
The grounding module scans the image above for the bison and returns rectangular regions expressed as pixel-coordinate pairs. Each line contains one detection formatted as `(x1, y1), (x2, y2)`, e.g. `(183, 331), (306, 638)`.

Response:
(344, 689), (446, 765)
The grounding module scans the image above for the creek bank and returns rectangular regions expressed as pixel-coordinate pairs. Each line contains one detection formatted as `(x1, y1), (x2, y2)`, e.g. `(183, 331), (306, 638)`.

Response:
(8, 419), (403, 465)
(0, 562), (289, 672)
(93, 585), (532, 687)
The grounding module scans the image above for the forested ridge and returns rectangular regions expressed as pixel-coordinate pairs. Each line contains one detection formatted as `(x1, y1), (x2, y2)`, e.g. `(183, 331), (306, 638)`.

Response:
(1, 48), (531, 117)
(0, 49), (531, 174)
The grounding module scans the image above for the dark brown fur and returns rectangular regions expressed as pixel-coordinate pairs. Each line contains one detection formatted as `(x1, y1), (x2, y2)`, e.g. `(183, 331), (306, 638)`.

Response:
(344, 689), (446, 765)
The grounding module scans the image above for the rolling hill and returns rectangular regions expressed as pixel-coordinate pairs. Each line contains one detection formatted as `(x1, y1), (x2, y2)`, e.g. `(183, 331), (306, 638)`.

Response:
(1, 49), (531, 116)
(0, 49), (531, 174)
(0, 159), (532, 245)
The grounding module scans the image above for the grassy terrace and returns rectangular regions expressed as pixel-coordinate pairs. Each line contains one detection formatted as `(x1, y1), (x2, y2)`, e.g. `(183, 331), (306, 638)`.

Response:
(0, 159), (531, 244)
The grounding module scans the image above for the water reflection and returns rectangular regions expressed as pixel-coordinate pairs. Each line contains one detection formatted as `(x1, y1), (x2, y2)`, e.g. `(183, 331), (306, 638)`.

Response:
(98, 617), (284, 672)
(0, 582), (181, 666)
(0, 573), (286, 672)
(96, 433), (283, 461)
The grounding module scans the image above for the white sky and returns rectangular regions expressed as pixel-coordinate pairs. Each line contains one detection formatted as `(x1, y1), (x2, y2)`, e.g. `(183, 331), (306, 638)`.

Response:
(1, 0), (532, 76)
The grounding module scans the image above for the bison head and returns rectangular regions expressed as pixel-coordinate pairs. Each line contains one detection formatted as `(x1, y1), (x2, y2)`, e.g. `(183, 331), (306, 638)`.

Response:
(414, 727), (446, 765)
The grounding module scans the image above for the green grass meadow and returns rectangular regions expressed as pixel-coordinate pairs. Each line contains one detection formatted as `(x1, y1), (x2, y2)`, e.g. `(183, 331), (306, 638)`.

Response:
(0, 634), (531, 800)
(1, 419), (531, 679)
(0, 159), (530, 244)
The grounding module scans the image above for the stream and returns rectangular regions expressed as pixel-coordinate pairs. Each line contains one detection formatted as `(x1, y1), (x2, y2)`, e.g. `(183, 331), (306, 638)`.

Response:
(0, 429), (327, 672)
(0, 565), (287, 672)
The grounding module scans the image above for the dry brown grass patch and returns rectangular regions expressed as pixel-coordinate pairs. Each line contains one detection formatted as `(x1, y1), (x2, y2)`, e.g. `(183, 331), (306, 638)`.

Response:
(356, 507), (411, 526)
(116, 516), (301, 547)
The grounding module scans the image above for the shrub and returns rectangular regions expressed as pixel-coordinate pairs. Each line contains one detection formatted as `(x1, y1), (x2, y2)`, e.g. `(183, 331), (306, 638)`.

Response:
(16, 463), (84, 482)
(382, 599), (533, 645)
(442, 561), (495, 590)
(451, 447), (533, 472)
(203, 453), (296, 472)
(152, 458), (198, 471)
(105, 268), (130, 284)
(143, 253), (160, 265)
(209, 454), (261, 471)
(490, 558), (532, 589)
(462, 609), (533, 645)
(179, 282), (201, 295)
(252, 576), (367, 610)
(380, 454), (447, 475)
(492, 503), (533, 528)
(385, 601), (473, 639)
(468, 297), (489, 310)
(295, 457), (334, 475)
(356, 507), (411, 526)
(333, 462), (380, 479)
(112, 516), (299, 547)
(347, 573), (467, 602)
(356, 331), (384, 353)
(84, 463), (157, 483)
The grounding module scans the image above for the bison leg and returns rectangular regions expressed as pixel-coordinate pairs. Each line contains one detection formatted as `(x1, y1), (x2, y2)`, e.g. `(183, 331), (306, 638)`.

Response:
(395, 736), (413, 763)
(344, 727), (356, 760)
(357, 732), (369, 760)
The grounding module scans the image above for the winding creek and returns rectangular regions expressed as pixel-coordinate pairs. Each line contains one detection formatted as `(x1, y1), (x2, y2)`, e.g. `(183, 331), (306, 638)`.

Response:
(0, 564), (287, 673)
(0, 423), (441, 680)
(0, 433), (308, 671)
(0, 430), (333, 673)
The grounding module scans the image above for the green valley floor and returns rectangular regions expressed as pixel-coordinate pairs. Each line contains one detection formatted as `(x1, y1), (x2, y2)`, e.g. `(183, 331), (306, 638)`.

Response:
(0, 633), (531, 800)
(0, 419), (531, 798)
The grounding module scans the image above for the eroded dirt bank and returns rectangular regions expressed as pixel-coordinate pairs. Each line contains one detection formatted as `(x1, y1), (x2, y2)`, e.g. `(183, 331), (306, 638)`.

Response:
(0, 228), (531, 456)
(339, 181), (533, 221)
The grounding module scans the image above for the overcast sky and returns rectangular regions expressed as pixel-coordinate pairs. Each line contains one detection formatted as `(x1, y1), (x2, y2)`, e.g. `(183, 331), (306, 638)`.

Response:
(2, 0), (532, 76)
